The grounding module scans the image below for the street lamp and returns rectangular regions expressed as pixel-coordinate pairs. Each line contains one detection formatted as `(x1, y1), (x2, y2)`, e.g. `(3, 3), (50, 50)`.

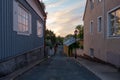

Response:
(74, 29), (78, 59)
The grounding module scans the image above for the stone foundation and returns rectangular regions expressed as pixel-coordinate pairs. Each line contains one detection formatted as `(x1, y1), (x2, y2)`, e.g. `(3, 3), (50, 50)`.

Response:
(0, 47), (45, 77)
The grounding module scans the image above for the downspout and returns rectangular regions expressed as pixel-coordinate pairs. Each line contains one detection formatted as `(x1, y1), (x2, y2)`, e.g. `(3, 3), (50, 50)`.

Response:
(103, 0), (105, 39)
(103, 0), (107, 62)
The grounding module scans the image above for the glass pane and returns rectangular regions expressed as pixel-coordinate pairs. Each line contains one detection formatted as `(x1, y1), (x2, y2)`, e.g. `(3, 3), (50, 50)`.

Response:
(26, 13), (28, 19)
(116, 23), (120, 35)
(19, 24), (23, 32)
(109, 12), (116, 36)
(23, 11), (26, 18)
(18, 5), (30, 34)
(116, 9), (120, 18)
(110, 12), (115, 20)
(23, 18), (25, 25)
(98, 17), (102, 32)
(26, 25), (29, 31)
(26, 19), (28, 26)
(116, 9), (120, 25)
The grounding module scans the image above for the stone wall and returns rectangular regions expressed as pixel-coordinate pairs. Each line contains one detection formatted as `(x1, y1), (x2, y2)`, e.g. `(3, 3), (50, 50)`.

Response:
(0, 47), (44, 77)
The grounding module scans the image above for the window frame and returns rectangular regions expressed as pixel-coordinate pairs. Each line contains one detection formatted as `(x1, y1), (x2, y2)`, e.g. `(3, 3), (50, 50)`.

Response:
(98, 0), (102, 3)
(89, 48), (94, 58)
(107, 5), (120, 38)
(90, 0), (94, 9)
(97, 16), (102, 32)
(13, 0), (32, 36)
(90, 20), (94, 34)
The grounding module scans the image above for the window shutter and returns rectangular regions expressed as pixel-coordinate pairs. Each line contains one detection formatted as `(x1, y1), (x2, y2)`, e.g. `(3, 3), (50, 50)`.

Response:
(13, 0), (18, 31)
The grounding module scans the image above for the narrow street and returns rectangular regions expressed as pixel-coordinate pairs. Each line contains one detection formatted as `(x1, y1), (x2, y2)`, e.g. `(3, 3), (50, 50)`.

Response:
(15, 46), (101, 80)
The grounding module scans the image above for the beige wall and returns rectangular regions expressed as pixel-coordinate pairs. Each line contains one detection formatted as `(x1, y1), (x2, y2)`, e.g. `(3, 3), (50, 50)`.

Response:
(104, 0), (120, 67)
(84, 0), (120, 67)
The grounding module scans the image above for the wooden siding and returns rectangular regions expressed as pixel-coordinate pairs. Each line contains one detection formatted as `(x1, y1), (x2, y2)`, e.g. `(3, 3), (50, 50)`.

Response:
(0, 0), (45, 61)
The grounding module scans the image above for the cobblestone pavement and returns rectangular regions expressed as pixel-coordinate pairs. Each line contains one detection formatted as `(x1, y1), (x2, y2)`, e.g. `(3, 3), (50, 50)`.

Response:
(15, 46), (101, 80)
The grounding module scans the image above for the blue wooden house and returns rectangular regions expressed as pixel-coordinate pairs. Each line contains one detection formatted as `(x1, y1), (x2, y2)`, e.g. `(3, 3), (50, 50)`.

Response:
(0, 0), (47, 76)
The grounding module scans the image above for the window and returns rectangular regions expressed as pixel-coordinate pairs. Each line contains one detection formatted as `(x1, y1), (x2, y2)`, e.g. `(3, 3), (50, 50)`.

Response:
(37, 20), (43, 37)
(13, 0), (32, 35)
(90, 0), (94, 9)
(98, 0), (102, 2)
(90, 48), (94, 58)
(108, 7), (120, 36)
(18, 5), (29, 33)
(98, 17), (102, 32)
(90, 21), (93, 33)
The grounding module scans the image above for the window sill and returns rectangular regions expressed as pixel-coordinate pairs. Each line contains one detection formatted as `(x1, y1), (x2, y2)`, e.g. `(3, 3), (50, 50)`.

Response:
(37, 35), (43, 38)
(107, 35), (120, 39)
(17, 32), (31, 36)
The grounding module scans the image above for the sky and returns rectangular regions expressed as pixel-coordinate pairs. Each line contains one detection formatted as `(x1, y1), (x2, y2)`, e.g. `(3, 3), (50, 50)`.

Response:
(43, 0), (86, 37)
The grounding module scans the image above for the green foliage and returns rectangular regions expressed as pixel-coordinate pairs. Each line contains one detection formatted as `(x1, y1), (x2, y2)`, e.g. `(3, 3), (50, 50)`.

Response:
(76, 25), (84, 40)
(65, 34), (74, 38)
(69, 42), (80, 49)
(80, 45), (84, 49)
(56, 36), (64, 45)
(45, 29), (56, 47)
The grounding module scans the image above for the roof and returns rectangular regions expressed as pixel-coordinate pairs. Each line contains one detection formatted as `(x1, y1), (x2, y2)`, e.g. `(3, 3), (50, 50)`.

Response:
(36, 0), (46, 16)
(64, 37), (80, 46)
(26, 0), (47, 19)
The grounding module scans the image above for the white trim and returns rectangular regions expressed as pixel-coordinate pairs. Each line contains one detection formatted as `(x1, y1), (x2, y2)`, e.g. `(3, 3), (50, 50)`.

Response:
(13, 0), (32, 36)
(107, 5), (120, 39)
(13, 0), (18, 31)
(97, 0), (102, 3)
(97, 16), (102, 33)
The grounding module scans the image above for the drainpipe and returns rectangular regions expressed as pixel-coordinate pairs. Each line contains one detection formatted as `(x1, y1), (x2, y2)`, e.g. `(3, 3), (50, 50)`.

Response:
(103, 0), (107, 64)
(103, 0), (105, 39)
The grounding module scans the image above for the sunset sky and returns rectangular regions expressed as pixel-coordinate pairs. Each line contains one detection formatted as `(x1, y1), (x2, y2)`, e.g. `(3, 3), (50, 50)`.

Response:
(43, 0), (86, 37)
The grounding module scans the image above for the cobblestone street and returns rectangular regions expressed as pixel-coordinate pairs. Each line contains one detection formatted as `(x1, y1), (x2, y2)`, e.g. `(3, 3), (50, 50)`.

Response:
(15, 46), (101, 80)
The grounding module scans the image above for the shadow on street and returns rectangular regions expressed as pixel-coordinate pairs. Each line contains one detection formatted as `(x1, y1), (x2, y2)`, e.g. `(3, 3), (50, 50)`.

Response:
(15, 46), (101, 80)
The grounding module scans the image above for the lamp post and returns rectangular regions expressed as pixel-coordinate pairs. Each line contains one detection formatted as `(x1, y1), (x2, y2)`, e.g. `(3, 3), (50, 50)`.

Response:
(74, 29), (78, 59)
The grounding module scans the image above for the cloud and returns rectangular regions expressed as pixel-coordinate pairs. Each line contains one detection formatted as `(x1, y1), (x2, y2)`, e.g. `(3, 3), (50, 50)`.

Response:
(44, 0), (86, 37)
(44, 0), (68, 8)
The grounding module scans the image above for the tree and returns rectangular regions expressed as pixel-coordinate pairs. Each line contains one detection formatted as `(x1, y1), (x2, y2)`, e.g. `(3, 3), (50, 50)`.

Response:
(76, 25), (84, 40)
(45, 29), (56, 47)
(56, 36), (64, 45)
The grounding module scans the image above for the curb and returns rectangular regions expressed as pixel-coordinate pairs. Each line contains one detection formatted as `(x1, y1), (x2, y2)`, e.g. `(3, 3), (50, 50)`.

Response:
(73, 58), (102, 80)
(0, 57), (49, 80)
(74, 57), (120, 80)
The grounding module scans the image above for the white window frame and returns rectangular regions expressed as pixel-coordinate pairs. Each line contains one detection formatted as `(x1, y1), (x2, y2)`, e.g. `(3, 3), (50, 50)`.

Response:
(107, 5), (120, 38)
(98, 0), (102, 3)
(90, 0), (94, 9)
(37, 20), (43, 38)
(89, 48), (94, 58)
(97, 16), (102, 32)
(90, 20), (94, 34)
(13, 0), (32, 36)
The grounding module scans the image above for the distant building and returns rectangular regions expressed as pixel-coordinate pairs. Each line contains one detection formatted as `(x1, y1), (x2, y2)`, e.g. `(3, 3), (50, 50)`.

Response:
(64, 37), (80, 56)
(83, 0), (120, 68)
(0, 0), (47, 76)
